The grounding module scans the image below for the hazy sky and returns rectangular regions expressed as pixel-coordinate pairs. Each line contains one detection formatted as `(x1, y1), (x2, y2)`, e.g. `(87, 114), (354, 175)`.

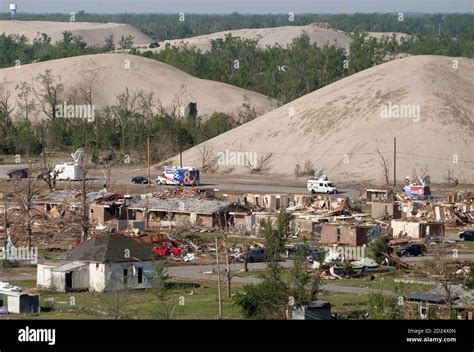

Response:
(1, 0), (472, 14)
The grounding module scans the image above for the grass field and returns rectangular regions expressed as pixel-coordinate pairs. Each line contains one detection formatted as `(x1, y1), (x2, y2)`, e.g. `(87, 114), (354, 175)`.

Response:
(0, 280), (242, 320)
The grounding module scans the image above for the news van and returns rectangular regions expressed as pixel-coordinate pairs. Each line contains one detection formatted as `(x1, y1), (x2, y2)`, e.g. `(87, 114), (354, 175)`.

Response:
(156, 166), (200, 186)
(307, 175), (337, 194)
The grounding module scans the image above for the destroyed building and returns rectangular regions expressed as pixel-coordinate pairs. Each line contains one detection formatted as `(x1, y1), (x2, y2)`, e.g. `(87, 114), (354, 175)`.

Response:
(320, 223), (379, 246)
(391, 220), (445, 239)
(370, 202), (402, 219)
(37, 234), (157, 292)
(33, 190), (125, 222)
(128, 196), (248, 229)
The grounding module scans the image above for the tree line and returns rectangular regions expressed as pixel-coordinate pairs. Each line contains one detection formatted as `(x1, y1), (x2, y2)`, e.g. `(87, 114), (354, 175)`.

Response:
(1, 12), (472, 40)
(0, 70), (251, 164)
(134, 29), (473, 104)
(0, 31), (137, 68)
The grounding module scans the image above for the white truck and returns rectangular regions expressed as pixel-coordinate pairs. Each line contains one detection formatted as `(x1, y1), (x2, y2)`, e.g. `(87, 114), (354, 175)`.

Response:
(53, 163), (85, 181)
(307, 175), (337, 194)
(52, 148), (86, 181)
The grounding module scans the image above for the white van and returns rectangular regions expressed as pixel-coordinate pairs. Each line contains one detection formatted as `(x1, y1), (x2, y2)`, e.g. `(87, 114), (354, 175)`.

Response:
(53, 163), (85, 181)
(307, 175), (337, 194)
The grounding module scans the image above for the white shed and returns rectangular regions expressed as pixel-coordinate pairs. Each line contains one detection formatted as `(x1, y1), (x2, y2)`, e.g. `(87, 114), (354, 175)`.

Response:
(37, 234), (159, 292)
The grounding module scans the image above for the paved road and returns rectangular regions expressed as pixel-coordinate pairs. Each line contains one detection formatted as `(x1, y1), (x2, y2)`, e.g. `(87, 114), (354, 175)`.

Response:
(0, 163), (359, 197)
(170, 261), (395, 295)
(111, 176), (359, 198)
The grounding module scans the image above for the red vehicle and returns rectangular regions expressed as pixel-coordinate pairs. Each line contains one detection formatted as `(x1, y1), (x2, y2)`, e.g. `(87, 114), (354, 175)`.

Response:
(152, 245), (181, 257)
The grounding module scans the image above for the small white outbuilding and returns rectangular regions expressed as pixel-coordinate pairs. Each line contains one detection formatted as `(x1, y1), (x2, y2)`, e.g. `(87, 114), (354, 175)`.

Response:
(37, 234), (158, 292)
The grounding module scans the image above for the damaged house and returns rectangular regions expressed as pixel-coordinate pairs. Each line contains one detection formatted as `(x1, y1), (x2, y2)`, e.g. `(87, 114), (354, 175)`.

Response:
(320, 223), (380, 246)
(391, 220), (445, 239)
(34, 190), (126, 223)
(37, 234), (157, 292)
(370, 202), (402, 219)
(128, 196), (248, 229)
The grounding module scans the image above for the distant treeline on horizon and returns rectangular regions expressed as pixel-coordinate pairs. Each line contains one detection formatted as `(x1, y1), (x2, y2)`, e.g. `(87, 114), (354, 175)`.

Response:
(0, 12), (472, 40)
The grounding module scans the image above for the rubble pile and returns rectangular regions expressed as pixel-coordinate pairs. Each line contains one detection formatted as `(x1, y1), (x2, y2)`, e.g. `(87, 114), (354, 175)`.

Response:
(153, 188), (215, 200)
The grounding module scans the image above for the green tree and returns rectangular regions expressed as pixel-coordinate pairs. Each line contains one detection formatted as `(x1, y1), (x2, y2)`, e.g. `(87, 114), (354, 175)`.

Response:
(368, 235), (391, 264)
(235, 209), (293, 319)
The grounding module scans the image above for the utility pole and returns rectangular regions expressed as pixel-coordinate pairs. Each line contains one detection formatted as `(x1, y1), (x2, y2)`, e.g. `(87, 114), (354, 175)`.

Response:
(215, 235), (222, 319)
(393, 137), (397, 188)
(147, 135), (151, 187)
(179, 143), (183, 168)
(40, 125), (47, 168)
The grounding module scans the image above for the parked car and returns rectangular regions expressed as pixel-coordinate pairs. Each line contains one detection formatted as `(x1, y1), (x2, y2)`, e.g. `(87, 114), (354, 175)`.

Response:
(459, 231), (474, 241)
(396, 244), (426, 257)
(235, 248), (266, 263)
(152, 245), (182, 257)
(131, 176), (150, 184)
(286, 244), (324, 262)
(6, 168), (28, 180)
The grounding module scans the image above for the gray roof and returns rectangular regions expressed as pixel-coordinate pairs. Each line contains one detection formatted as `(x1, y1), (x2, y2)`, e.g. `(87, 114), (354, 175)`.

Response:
(66, 234), (157, 263)
(52, 261), (88, 272)
(35, 190), (117, 206)
(406, 292), (452, 304)
(35, 190), (79, 205)
(129, 197), (230, 215)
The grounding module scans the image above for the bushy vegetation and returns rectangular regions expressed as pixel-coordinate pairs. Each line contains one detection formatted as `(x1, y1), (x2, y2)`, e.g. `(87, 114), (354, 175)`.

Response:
(0, 31), (110, 68)
(1, 12), (472, 40)
(0, 89), (243, 164)
(234, 209), (318, 319)
(0, 13), (472, 161)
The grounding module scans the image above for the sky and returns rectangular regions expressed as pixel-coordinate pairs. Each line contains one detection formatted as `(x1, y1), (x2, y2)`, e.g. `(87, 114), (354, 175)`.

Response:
(1, 0), (472, 14)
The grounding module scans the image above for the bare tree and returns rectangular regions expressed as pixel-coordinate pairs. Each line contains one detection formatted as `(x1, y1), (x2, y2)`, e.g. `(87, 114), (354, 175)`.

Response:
(1, 194), (16, 250)
(444, 169), (459, 186)
(15, 169), (41, 248)
(98, 148), (118, 190)
(111, 88), (140, 156)
(76, 74), (97, 107)
(33, 70), (64, 119)
(0, 80), (15, 114)
(36, 162), (61, 191)
(15, 81), (37, 124)
(238, 95), (257, 123)
(0, 81), (16, 139)
(197, 145), (219, 172)
(422, 245), (462, 318)
(248, 153), (273, 174)
(377, 148), (390, 186)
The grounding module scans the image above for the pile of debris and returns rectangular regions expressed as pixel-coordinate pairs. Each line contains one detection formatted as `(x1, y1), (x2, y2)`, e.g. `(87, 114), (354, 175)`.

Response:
(227, 193), (351, 216)
(153, 188), (215, 200)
